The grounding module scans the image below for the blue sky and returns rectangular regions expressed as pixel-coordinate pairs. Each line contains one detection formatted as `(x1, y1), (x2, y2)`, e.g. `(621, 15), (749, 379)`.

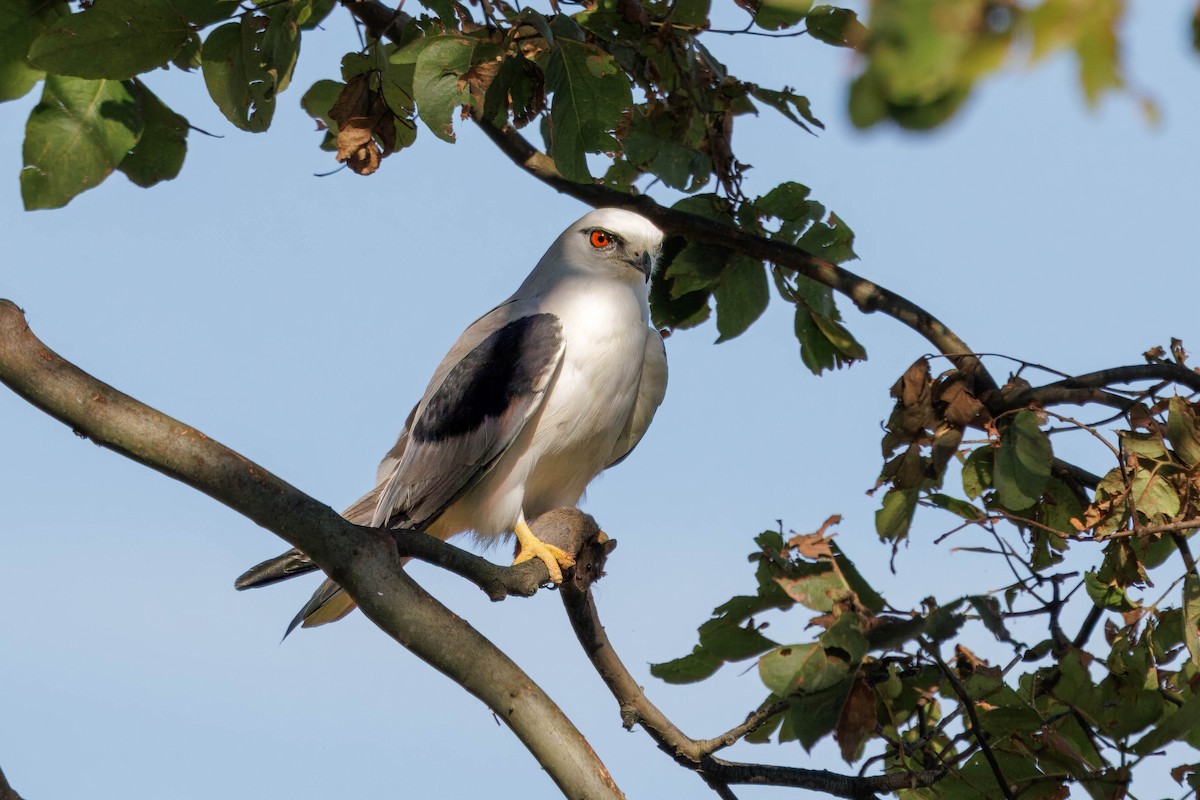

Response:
(2, 2), (1199, 798)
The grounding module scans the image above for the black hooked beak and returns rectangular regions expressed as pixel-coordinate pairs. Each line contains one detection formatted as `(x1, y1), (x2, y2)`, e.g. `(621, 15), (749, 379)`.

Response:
(626, 250), (653, 282)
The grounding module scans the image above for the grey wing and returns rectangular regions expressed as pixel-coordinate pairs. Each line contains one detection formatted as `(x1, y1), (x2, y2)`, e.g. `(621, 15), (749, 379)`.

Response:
(607, 328), (667, 469)
(371, 311), (565, 528)
(235, 312), (564, 596)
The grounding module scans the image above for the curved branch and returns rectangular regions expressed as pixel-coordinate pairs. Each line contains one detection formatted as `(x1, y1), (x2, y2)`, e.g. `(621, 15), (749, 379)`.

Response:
(472, 118), (997, 393)
(559, 573), (943, 798)
(337, 0), (998, 399)
(0, 299), (623, 800)
(1000, 364), (1200, 412)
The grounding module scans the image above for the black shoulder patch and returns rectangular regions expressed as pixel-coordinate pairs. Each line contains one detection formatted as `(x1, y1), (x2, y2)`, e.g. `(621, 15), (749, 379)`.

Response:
(412, 313), (562, 443)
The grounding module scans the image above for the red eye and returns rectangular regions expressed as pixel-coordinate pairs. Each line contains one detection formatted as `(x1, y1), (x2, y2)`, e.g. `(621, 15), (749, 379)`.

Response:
(590, 230), (611, 248)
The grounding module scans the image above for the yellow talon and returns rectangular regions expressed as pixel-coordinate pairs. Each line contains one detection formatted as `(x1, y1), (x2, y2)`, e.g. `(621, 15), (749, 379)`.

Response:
(512, 519), (576, 584)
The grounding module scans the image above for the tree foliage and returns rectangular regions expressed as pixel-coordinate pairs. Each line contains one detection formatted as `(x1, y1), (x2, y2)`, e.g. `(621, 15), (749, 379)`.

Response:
(5, 0), (1200, 799)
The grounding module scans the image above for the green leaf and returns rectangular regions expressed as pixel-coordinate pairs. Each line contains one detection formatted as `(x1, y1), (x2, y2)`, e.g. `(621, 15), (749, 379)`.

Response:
(665, 242), (728, 297)
(791, 278), (865, 375)
(621, 127), (710, 191)
(1126, 469), (1182, 523)
(775, 565), (850, 613)
(829, 543), (886, 614)
(1084, 570), (1136, 612)
(301, 78), (343, 129)
(0, 0), (66, 102)
(1132, 690), (1200, 755)
(796, 212), (856, 263)
(713, 255), (769, 343)
(876, 487), (917, 543)
(650, 236), (713, 330)
(804, 5), (864, 48)
(698, 616), (776, 661)
(28, 0), (231, 81)
(649, 647), (721, 684)
(961, 446), (993, 499)
(545, 40), (632, 182)
(759, 643), (848, 696)
(786, 678), (854, 750)
(118, 82), (187, 187)
(296, 0), (336, 30)
(994, 410), (1052, 511)
(20, 75), (142, 210)
(412, 36), (477, 142)
(261, 2), (301, 96)
(667, 0), (711, 29)
(1185, 575), (1200, 668)
(821, 613), (869, 664)
(650, 587), (790, 684)
(757, 181), (813, 221)
(927, 492), (983, 521)
(1168, 397), (1200, 467)
(967, 596), (1013, 643)
(201, 18), (277, 132)
(753, 0), (812, 31)
(750, 87), (822, 133)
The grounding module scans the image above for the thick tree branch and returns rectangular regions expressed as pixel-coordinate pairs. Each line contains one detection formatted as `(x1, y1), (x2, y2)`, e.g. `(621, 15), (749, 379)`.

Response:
(560, 574), (943, 798)
(0, 765), (23, 800)
(0, 299), (622, 800)
(999, 364), (1200, 412)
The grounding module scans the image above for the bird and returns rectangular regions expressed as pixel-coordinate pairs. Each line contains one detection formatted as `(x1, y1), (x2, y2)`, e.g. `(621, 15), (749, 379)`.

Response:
(236, 207), (668, 636)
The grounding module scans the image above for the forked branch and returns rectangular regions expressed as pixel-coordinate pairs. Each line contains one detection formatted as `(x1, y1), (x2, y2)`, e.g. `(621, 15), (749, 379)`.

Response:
(559, 570), (944, 799)
(0, 299), (622, 800)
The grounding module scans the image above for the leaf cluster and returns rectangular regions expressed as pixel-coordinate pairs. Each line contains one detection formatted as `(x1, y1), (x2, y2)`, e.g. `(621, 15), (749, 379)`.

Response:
(654, 348), (1200, 797)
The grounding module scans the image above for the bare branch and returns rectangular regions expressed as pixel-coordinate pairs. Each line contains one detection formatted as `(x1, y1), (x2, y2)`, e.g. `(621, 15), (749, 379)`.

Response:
(0, 765), (24, 800)
(694, 699), (792, 757)
(997, 364), (1200, 413)
(560, 573), (944, 798)
(0, 299), (623, 800)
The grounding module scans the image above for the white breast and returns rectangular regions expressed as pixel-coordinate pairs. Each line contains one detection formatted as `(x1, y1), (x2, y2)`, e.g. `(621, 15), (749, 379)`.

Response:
(431, 275), (650, 541)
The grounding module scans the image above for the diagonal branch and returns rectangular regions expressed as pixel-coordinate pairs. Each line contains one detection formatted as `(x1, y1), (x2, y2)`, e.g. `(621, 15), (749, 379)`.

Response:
(0, 299), (622, 800)
(339, 0), (999, 402)
(559, 571), (944, 798)
(0, 765), (24, 800)
(472, 118), (997, 393)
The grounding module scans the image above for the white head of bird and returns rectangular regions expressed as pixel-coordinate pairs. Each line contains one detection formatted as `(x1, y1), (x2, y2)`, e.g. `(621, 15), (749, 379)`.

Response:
(525, 207), (664, 291)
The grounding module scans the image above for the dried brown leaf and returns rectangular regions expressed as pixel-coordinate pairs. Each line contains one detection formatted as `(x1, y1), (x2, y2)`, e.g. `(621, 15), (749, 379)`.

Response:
(330, 76), (396, 176)
(834, 673), (876, 763)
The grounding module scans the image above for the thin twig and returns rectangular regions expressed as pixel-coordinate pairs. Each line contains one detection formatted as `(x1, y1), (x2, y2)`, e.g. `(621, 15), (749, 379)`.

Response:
(920, 638), (1016, 800)
(559, 576), (944, 797)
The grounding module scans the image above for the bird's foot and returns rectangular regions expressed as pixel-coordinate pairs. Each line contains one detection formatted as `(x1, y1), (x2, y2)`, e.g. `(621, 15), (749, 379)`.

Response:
(512, 519), (576, 584)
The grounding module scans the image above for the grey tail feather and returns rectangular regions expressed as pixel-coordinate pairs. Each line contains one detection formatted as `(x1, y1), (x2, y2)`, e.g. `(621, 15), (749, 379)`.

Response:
(235, 548), (319, 590)
(283, 579), (345, 640)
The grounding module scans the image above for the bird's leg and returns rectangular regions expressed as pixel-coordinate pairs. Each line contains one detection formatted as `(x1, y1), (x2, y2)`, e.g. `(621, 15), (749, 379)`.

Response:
(512, 515), (576, 584)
